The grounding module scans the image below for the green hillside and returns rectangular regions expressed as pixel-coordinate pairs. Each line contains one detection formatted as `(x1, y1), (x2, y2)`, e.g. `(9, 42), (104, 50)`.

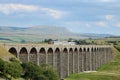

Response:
(0, 46), (16, 61)
(65, 47), (120, 80)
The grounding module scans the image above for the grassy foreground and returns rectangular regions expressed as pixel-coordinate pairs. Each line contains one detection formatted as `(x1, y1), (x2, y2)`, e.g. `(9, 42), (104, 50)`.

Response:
(65, 47), (120, 80)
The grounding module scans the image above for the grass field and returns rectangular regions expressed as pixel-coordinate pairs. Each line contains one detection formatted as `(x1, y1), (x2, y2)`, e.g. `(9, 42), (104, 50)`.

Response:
(65, 47), (120, 80)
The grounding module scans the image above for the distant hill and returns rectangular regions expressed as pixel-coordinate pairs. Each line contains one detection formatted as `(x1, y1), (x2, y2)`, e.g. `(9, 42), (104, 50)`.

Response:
(0, 26), (113, 43)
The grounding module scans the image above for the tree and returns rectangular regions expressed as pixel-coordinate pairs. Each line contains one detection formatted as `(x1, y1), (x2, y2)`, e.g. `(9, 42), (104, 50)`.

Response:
(0, 59), (5, 72)
(43, 66), (59, 80)
(22, 62), (46, 80)
(43, 39), (53, 43)
(22, 62), (59, 80)
(3, 59), (23, 80)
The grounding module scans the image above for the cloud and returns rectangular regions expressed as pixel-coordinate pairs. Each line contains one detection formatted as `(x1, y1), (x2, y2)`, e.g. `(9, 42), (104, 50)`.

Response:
(0, 4), (38, 15)
(116, 22), (120, 27)
(95, 21), (106, 27)
(0, 3), (63, 19)
(40, 8), (63, 19)
(105, 15), (114, 20)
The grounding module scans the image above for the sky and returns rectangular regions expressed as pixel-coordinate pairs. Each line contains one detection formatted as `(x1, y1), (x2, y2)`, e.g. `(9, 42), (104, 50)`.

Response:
(0, 0), (120, 35)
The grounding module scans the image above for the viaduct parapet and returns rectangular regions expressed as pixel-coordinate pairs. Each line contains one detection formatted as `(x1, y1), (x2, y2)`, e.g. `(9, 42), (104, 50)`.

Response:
(0, 43), (113, 79)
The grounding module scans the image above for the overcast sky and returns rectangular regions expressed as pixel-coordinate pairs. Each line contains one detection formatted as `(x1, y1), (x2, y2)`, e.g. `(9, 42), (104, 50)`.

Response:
(0, 0), (120, 35)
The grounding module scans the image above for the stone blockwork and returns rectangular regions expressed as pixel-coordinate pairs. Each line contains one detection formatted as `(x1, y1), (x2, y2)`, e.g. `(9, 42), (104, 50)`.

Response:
(0, 43), (113, 79)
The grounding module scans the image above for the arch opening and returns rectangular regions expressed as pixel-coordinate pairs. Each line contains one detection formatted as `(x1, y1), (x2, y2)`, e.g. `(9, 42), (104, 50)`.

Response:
(19, 47), (28, 63)
(62, 48), (68, 78)
(74, 48), (78, 53)
(63, 48), (68, 53)
(69, 48), (73, 74)
(39, 48), (46, 54)
(20, 47), (28, 54)
(79, 48), (82, 52)
(47, 48), (53, 54)
(55, 48), (60, 54)
(74, 48), (79, 73)
(55, 48), (61, 76)
(39, 48), (46, 65)
(29, 47), (37, 64)
(30, 48), (37, 54)
(47, 48), (53, 66)
(9, 47), (17, 57)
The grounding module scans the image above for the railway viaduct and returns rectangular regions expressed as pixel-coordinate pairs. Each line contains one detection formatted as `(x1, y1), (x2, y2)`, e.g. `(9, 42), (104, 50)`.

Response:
(0, 43), (113, 79)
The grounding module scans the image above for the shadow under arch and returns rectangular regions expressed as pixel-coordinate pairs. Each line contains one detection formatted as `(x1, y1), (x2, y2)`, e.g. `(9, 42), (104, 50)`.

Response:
(47, 48), (53, 66)
(55, 48), (61, 76)
(79, 48), (83, 72)
(69, 48), (74, 74)
(39, 48), (46, 65)
(86, 47), (90, 71)
(62, 48), (68, 78)
(91, 47), (97, 70)
(19, 47), (28, 63)
(74, 48), (79, 73)
(9, 47), (17, 57)
(29, 47), (37, 64)
(83, 47), (87, 71)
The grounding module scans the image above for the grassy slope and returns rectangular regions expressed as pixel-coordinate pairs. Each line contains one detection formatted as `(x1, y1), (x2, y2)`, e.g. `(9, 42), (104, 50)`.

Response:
(65, 47), (120, 80)
(0, 46), (16, 61)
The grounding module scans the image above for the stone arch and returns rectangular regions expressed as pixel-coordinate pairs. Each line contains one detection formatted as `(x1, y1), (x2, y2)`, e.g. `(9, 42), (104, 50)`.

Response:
(87, 48), (90, 52)
(94, 47), (98, 70)
(83, 47), (87, 71)
(69, 48), (74, 74)
(63, 48), (68, 53)
(29, 47), (37, 64)
(91, 47), (95, 70)
(94, 48), (97, 52)
(19, 47), (28, 63)
(55, 48), (61, 76)
(79, 48), (83, 72)
(97, 47), (102, 67)
(74, 48), (79, 73)
(62, 48), (68, 78)
(47, 48), (53, 66)
(39, 48), (46, 65)
(79, 48), (82, 52)
(9, 47), (17, 57)
(86, 47), (90, 71)
(99, 48), (103, 66)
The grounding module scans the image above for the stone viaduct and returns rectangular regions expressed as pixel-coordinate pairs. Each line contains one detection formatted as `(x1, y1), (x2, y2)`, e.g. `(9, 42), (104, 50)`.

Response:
(1, 43), (113, 79)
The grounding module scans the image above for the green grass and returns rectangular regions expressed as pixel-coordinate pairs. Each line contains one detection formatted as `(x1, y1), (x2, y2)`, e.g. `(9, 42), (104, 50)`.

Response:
(65, 47), (120, 80)
(65, 72), (120, 80)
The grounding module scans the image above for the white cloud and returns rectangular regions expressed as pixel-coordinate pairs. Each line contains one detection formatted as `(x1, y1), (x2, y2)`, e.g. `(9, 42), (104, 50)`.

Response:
(95, 21), (106, 27)
(116, 23), (120, 27)
(0, 4), (38, 15)
(0, 3), (63, 19)
(105, 15), (114, 20)
(40, 8), (63, 19)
